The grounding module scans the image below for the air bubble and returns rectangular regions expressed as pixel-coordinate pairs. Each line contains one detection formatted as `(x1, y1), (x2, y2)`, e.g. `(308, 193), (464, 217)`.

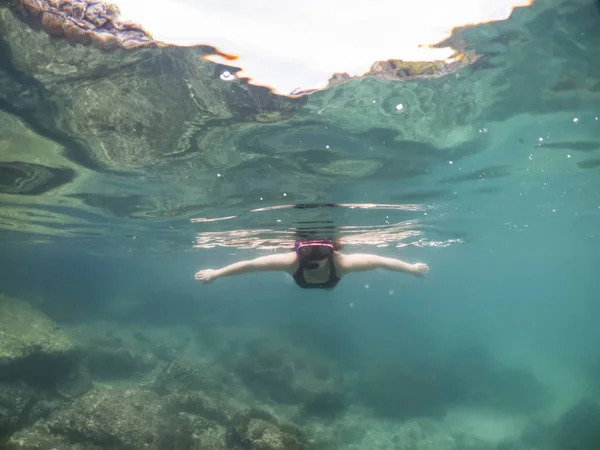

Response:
(220, 71), (235, 81)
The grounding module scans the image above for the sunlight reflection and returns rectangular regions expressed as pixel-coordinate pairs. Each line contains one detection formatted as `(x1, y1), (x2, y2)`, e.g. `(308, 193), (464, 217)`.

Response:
(190, 202), (449, 249)
(114, 0), (535, 95)
(191, 214), (463, 250)
(192, 222), (462, 250)
(190, 202), (431, 224)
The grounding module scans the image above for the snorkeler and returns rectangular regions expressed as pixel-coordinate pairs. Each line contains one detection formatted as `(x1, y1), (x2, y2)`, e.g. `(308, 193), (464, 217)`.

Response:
(194, 238), (429, 289)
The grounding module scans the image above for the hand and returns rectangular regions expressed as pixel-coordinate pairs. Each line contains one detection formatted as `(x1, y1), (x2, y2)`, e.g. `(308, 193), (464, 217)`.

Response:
(195, 269), (219, 284)
(411, 263), (429, 277)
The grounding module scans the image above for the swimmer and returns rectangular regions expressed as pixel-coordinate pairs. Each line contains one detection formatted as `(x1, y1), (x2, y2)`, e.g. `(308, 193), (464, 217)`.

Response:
(195, 239), (429, 289)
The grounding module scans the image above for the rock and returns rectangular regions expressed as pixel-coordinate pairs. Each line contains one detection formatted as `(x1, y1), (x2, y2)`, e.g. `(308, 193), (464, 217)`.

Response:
(0, 295), (75, 387)
(153, 357), (216, 395)
(234, 339), (340, 405)
(9, 0), (160, 51)
(46, 386), (164, 448)
(7, 384), (235, 450)
(153, 357), (238, 425)
(387, 419), (496, 450)
(82, 345), (150, 380)
(517, 400), (600, 450)
(155, 412), (228, 450)
(228, 408), (311, 450)
(0, 382), (63, 440)
(0, 382), (36, 439)
(0, 295), (73, 363)
(299, 390), (347, 420)
(549, 400), (600, 450)
(484, 368), (552, 413)
(5, 422), (78, 450)
(54, 362), (93, 399)
(65, 323), (160, 382)
(496, 439), (539, 450)
(165, 390), (233, 425)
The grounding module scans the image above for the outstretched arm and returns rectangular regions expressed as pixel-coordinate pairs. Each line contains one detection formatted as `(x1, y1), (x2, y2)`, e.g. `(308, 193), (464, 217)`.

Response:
(336, 253), (429, 277)
(195, 252), (297, 284)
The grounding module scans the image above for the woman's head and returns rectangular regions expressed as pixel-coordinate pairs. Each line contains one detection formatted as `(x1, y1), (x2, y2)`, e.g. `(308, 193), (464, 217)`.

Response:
(294, 239), (336, 269)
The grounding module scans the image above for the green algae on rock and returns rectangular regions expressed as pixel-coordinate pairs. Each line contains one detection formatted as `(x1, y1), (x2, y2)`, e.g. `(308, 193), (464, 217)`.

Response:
(0, 294), (73, 365)
(228, 408), (311, 450)
(0, 381), (64, 441)
(47, 386), (163, 448)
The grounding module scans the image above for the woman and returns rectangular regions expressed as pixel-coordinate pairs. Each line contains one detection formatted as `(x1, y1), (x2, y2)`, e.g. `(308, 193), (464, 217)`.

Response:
(195, 238), (429, 289)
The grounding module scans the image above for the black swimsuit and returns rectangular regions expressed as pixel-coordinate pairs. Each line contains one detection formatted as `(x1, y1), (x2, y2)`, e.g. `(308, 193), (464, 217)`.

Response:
(292, 256), (341, 289)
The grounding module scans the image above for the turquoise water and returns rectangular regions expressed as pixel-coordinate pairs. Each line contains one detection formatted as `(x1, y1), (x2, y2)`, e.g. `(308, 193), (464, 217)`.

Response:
(1, 0), (600, 449)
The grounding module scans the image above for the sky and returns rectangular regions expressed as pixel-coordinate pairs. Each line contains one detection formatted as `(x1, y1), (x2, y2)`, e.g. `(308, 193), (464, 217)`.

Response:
(114, 0), (535, 95)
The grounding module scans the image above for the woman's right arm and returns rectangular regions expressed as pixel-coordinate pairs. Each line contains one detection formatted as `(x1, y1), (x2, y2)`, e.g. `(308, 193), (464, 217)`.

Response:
(195, 252), (298, 283)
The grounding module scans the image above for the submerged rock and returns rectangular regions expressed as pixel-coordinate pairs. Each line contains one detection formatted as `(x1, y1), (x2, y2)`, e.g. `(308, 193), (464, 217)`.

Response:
(228, 408), (311, 450)
(387, 419), (496, 450)
(0, 295), (75, 386)
(53, 362), (93, 399)
(5, 422), (78, 450)
(153, 357), (216, 395)
(82, 345), (151, 380)
(155, 412), (228, 450)
(0, 381), (63, 440)
(521, 399), (600, 450)
(234, 338), (341, 406)
(299, 390), (348, 420)
(65, 322), (163, 383)
(0, 294), (73, 362)
(154, 357), (239, 425)
(0, 382), (36, 439)
(46, 386), (164, 448)
(165, 390), (234, 425)
(0, 297), (84, 440)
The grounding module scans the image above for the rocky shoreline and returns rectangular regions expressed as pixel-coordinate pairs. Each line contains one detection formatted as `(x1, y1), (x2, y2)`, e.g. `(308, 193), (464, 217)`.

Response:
(6, 0), (161, 50)
(4, 0), (480, 86)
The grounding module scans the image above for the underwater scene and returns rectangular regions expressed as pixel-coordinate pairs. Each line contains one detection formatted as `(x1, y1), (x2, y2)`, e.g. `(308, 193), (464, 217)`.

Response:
(1, 0), (600, 449)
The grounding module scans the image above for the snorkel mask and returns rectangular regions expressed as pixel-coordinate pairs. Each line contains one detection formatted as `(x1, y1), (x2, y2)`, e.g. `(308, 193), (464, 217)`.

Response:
(295, 240), (334, 270)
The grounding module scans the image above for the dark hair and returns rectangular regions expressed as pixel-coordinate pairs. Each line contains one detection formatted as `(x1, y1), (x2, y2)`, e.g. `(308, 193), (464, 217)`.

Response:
(332, 240), (344, 251)
(292, 203), (343, 251)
